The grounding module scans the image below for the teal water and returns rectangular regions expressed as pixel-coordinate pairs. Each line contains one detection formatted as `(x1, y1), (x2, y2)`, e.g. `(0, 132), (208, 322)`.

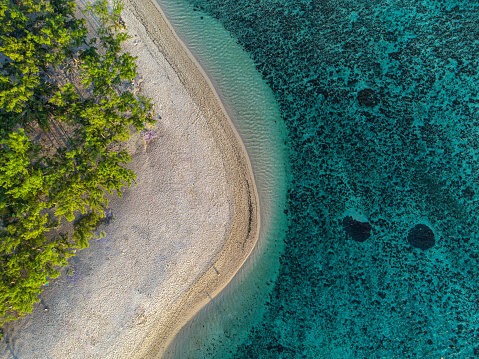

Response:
(155, 0), (289, 357)
(158, 0), (479, 358)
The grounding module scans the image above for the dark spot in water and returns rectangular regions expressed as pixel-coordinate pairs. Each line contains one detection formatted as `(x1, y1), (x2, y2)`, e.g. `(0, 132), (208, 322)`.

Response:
(343, 216), (372, 242)
(407, 224), (435, 250)
(357, 88), (379, 107)
(463, 186), (474, 198)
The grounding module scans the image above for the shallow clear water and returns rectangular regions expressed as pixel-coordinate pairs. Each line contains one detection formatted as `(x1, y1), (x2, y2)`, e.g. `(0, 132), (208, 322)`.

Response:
(155, 0), (289, 357)
(158, 0), (479, 358)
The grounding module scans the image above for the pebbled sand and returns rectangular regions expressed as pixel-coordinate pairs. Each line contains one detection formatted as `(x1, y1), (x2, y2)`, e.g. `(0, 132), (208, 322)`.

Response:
(0, 0), (259, 358)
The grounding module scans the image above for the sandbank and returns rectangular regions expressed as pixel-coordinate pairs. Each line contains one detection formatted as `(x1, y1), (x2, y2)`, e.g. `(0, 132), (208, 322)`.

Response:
(0, 0), (259, 358)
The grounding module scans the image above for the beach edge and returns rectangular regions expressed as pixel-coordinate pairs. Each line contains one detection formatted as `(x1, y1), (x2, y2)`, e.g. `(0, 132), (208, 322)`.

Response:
(125, 0), (261, 357)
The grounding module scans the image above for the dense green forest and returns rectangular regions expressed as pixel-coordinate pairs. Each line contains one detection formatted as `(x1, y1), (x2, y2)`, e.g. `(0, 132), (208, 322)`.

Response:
(0, 0), (154, 333)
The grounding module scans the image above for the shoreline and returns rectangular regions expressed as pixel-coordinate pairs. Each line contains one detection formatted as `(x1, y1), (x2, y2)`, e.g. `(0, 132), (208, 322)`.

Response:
(0, 0), (260, 357)
(124, 0), (261, 357)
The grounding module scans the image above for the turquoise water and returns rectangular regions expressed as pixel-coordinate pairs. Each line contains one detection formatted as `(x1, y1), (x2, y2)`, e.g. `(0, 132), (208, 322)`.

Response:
(158, 0), (479, 358)
(155, 0), (289, 357)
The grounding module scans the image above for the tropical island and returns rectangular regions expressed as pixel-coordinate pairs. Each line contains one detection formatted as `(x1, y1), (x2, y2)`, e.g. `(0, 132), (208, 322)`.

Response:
(0, 0), (259, 356)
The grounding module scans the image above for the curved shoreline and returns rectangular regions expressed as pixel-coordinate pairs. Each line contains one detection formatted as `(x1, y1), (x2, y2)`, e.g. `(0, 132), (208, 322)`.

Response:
(125, 0), (261, 357)
(0, 1), (259, 357)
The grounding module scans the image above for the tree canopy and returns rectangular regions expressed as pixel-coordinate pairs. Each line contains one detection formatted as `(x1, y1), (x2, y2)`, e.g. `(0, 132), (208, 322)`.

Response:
(0, 0), (154, 331)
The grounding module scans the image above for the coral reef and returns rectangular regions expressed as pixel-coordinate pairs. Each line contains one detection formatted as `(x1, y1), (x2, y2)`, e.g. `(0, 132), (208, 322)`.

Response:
(186, 0), (479, 357)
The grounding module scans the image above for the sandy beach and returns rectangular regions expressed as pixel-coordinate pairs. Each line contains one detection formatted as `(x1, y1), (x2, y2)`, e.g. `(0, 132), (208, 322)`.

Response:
(0, 0), (259, 357)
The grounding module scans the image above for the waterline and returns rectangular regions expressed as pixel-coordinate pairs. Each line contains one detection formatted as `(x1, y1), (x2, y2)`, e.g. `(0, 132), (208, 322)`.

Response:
(155, 0), (289, 357)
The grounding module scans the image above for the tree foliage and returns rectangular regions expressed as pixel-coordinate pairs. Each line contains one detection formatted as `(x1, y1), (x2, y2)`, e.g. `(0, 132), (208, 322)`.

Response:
(0, 0), (154, 330)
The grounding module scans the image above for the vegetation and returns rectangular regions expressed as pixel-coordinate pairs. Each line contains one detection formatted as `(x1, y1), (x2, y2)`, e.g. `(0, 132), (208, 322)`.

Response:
(0, 0), (154, 332)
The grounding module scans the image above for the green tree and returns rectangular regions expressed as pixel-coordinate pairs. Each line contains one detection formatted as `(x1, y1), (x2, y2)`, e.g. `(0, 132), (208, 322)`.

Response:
(0, 0), (154, 332)
(0, 0), (87, 129)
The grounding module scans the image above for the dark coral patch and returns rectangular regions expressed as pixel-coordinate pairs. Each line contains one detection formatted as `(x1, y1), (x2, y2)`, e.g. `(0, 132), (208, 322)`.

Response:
(343, 216), (372, 242)
(407, 224), (435, 250)
(357, 88), (379, 107)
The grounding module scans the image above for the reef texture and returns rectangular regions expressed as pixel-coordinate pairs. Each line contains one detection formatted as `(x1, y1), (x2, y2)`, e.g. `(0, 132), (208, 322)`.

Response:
(187, 0), (479, 358)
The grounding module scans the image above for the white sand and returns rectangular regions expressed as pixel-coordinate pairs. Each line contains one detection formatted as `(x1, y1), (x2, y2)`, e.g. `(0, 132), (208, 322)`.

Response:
(0, 0), (259, 358)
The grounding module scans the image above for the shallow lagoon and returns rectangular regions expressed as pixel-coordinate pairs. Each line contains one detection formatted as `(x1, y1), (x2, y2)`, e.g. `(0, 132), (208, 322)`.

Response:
(159, 0), (479, 357)
(156, 0), (288, 357)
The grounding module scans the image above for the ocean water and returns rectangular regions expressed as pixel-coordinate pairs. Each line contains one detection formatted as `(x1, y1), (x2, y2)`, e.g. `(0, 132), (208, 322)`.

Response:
(158, 0), (479, 358)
